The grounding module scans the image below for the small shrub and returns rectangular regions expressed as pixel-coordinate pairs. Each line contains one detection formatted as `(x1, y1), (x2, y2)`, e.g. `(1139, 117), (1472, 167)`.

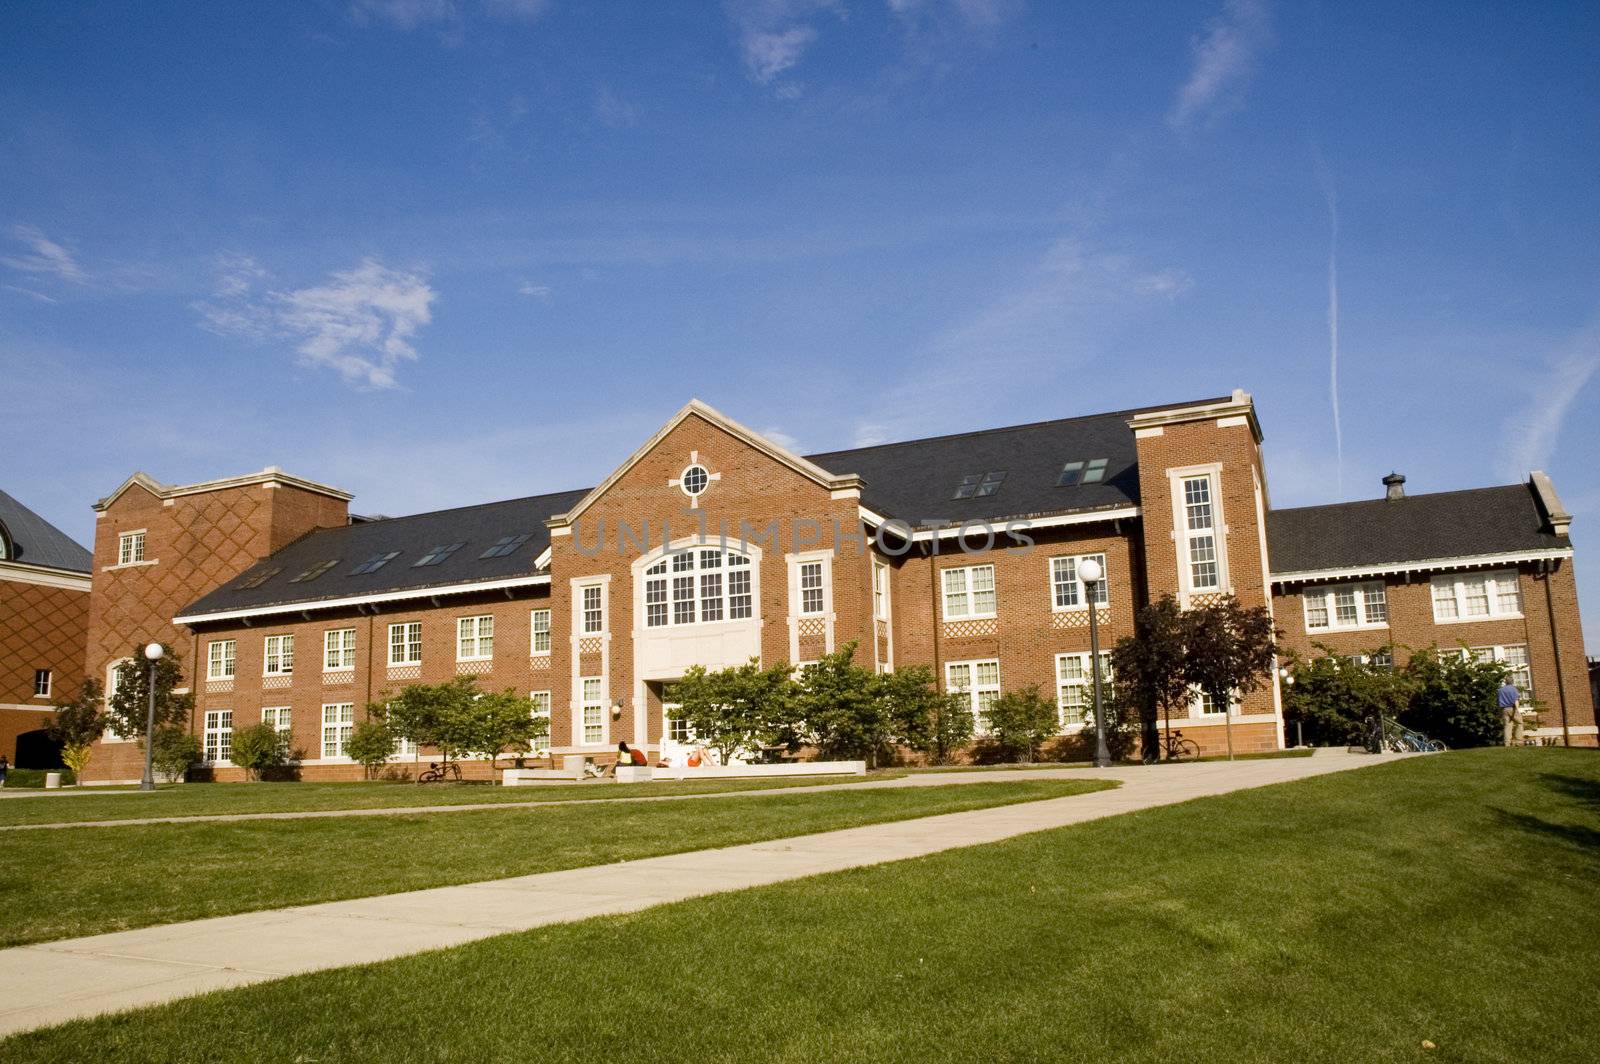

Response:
(150, 727), (201, 783)
(229, 723), (288, 781)
(980, 685), (1060, 763)
(346, 718), (398, 780)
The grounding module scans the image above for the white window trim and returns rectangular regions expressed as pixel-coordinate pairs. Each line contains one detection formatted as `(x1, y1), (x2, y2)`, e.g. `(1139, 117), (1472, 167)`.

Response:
(1054, 651), (1112, 730)
(1301, 581), (1389, 633)
(940, 563), (997, 621)
(1429, 570), (1524, 624)
(457, 615), (495, 662)
(1442, 644), (1533, 696)
(262, 634), (294, 677)
(787, 550), (834, 619)
(101, 658), (132, 742)
(945, 658), (1001, 733)
(114, 529), (149, 568)
(33, 669), (52, 698)
(388, 621), (423, 667)
(633, 539), (761, 634)
(575, 580), (607, 637)
(321, 702), (356, 760)
(261, 705), (292, 737)
(1049, 553), (1110, 612)
(323, 628), (357, 672)
(529, 690), (552, 755)
(530, 608), (552, 656)
(202, 709), (233, 766)
(577, 676), (607, 747)
(206, 639), (236, 681)
(1167, 464), (1228, 601)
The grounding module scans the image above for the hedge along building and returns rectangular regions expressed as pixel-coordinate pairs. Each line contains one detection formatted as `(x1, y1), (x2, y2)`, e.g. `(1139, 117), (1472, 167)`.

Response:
(0, 489), (92, 765)
(73, 391), (1595, 782)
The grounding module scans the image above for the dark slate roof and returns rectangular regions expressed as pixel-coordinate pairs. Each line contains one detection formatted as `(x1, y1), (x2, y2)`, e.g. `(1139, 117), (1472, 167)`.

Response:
(802, 398), (1228, 528)
(1266, 483), (1569, 576)
(0, 488), (92, 573)
(178, 488), (590, 618)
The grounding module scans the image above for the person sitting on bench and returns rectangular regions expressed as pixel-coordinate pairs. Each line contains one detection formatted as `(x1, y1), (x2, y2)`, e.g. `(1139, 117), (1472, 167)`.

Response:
(609, 741), (649, 774)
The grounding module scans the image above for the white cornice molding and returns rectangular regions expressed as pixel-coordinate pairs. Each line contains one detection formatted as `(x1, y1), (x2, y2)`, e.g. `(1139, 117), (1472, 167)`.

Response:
(1127, 388), (1263, 443)
(907, 506), (1141, 542)
(174, 574), (552, 626)
(548, 399), (863, 530)
(1271, 547), (1574, 586)
(95, 467), (352, 512)
(0, 559), (92, 591)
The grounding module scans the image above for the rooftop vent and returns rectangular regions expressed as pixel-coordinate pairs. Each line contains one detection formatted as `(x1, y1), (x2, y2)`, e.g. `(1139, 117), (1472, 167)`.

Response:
(1382, 472), (1406, 501)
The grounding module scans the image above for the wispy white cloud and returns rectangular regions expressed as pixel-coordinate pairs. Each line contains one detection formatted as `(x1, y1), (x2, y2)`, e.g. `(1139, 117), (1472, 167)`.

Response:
(593, 85), (640, 128)
(1169, 0), (1272, 130)
(350, 0), (456, 29)
(1311, 146), (1343, 496)
(1503, 317), (1600, 477)
(1131, 267), (1194, 298)
(194, 256), (438, 389)
(483, 0), (551, 20)
(725, 0), (842, 84)
(2, 284), (60, 304)
(760, 426), (804, 452)
(1, 224), (87, 284)
(888, 0), (1019, 32)
(517, 280), (553, 300)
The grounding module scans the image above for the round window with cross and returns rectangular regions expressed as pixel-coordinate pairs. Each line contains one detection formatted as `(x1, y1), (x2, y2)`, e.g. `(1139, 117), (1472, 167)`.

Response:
(679, 464), (710, 497)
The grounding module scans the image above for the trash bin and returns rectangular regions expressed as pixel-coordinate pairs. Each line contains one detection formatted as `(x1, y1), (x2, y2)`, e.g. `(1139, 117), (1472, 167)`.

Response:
(44, 772), (62, 789)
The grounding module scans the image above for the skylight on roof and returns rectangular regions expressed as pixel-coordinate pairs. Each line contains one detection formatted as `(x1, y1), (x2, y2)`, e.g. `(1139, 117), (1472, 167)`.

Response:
(480, 533), (532, 559)
(350, 551), (400, 575)
(235, 566), (281, 590)
(289, 559), (339, 583)
(413, 542), (465, 568)
(953, 471), (1006, 500)
(1058, 458), (1109, 487)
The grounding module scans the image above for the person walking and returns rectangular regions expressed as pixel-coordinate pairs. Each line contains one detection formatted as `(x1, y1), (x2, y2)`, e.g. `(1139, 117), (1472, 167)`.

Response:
(0, 753), (9, 788)
(1498, 679), (1524, 746)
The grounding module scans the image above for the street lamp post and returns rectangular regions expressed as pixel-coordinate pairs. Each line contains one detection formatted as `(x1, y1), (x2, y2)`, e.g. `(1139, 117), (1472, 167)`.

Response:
(1079, 558), (1110, 769)
(140, 642), (164, 792)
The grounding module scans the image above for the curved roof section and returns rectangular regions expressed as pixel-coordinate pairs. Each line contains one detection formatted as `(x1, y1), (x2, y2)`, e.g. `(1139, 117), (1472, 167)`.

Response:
(0, 488), (92, 573)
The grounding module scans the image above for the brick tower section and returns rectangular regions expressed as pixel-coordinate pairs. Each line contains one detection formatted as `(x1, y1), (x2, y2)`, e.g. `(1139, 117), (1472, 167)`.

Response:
(0, 574), (90, 763)
(1129, 392), (1283, 753)
(83, 471), (350, 781)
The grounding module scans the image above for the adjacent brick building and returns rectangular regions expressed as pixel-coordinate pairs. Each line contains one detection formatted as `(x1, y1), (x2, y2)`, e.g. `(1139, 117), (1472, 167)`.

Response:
(0, 489), (91, 766)
(65, 391), (1595, 782)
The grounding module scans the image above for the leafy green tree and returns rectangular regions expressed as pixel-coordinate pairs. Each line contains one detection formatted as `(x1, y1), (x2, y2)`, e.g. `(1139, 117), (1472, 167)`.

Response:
(876, 664), (972, 765)
(796, 643), (893, 764)
(384, 676), (484, 768)
(1400, 648), (1507, 748)
(463, 689), (541, 771)
(228, 723), (288, 781)
(981, 685), (1060, 763)
(105, 646), (194, 744)
(346, 717), (398, 780)
(49, 679), (104, 782)
(1111, 595), (1192, 760)
(673, 658), (798, 764)
(150, 727), (200, 783)
(1182, 596), (1279, 760)
(1282, 646), (1411, 747)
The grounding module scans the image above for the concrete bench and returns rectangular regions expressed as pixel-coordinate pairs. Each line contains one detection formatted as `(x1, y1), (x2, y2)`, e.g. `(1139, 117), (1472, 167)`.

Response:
(502, 767), (585, 786)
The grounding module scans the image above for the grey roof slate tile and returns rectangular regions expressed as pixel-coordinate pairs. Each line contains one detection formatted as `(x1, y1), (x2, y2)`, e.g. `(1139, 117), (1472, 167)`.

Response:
(0, 488), (92, 573)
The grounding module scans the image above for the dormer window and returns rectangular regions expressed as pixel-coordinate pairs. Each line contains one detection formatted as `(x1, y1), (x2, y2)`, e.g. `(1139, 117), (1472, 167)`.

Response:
(1057, 459), (1108, 486)
(413, 542), (464, 568)
(953, 471), (1006, 500)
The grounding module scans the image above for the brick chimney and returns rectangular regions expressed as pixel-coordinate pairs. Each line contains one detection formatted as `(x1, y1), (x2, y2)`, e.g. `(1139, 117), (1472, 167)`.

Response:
(1382, 472), (1406, 500)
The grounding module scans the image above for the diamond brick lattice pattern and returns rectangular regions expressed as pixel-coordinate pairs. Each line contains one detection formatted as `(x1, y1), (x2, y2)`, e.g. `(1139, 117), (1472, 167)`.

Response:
(1, 579), (90, 703)
(942, 618), (998, 640)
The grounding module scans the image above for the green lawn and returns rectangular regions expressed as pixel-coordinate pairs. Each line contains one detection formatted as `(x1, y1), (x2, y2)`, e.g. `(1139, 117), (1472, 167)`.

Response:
(0, 778), (1107, 948)
(5, 749), (1594, 1062)
(0, 773), (909, 827)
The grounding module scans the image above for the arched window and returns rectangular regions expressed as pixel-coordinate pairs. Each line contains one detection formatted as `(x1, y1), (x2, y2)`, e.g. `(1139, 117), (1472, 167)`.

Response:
(642, 547), (753, 628)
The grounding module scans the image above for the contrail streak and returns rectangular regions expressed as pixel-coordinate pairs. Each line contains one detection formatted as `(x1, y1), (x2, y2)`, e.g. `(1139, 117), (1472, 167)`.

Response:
(1312, 147), (1342, 497)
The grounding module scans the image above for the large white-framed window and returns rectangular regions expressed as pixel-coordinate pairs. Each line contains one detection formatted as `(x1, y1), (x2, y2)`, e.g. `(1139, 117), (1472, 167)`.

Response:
(321, 703), (354, 758)
(1177, 472), (1223, 592)
(1055, 652), (1112, 727)
(529, 691), (552, 755)
(1050, 554), (1109, 611)
(580, 677), (605, 745)
(261, 705), (291, 739)
(1441, 644), (1533, 697)
(582, 584), (605, 633)
(941, 564), (997, 620)
(324, 628), (356, 671)
(33, 669), (51, 698)
(1430, 570), (1522, 622)
(642, 549), (753, 628)
(798, 560), (826, 616)
(207, 639), (236, 680)
(102, 659), (131, 741)
(203, 709), (233, 764)
(457, 615), (494, 661)
(117, 530), (146, 565)
(530, 609), (551, 655)
(945, 659), (1001, 732)
(873, 560), (890, 621)
(1302, 581), (1388, 632)
(263, 634), (294, 676)
(388, 621), (422, 666)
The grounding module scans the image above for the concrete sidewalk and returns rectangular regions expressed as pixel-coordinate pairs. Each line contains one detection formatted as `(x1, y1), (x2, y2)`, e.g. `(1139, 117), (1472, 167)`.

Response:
(0, 751), (1402, 1038)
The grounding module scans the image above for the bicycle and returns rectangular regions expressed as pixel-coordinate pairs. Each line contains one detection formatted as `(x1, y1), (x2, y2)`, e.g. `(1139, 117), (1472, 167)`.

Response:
(417, 761), (463, 783)
(1143, 730), (1200, 764)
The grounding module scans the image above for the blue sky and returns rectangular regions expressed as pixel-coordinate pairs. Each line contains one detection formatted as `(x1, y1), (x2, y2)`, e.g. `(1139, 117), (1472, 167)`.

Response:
(4, 1), (1599, 649)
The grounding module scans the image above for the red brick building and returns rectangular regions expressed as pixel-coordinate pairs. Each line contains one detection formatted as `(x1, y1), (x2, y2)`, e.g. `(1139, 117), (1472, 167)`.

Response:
(0, 489), (91, 766)
(70, 392), (1595, 782)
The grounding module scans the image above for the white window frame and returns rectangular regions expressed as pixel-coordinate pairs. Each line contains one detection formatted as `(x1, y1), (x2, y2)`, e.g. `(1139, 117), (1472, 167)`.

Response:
(797, 560), (826, 617)
(1168, 465), (1227, 599)
(321, 702), (355, 759)
(207, 639), (236, 681)
(388, 621), (422, 666)
(582, 584), (605, 634)
(1429, 570), (1523, 623)
(580, 676), (606, 746)
(1302, 581), (1389, 633)
(873, 559), (890, 621)
(530, 608), (552, 655)
(941, 564), (997, 620)
(33, 668), (51, 698)
(1049, 554), (1109, 611)
(1444, 644), (1533, 698)
(323, 628), (357, 671)
(116, 529), (146, 566)
(529, 690), (552, 755)
(457, 615), (495, 661)
(1055, 652), (1112, 728)
(640, 549), (755, 630)
(102, 659), (131, 742)
(945, 658), (1001, 732)
(262, 634), (294, 676)
(261, 705), (291, 738)
(203, 709), (233, 764)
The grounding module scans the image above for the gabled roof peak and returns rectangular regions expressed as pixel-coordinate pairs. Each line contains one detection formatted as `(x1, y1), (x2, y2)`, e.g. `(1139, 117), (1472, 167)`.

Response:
(94, 467), (352, 511)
